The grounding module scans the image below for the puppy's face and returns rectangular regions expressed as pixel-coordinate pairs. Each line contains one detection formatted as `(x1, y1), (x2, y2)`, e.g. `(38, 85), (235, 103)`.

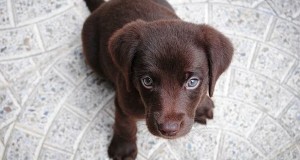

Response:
(133, 43), (209, 138)
(109, 20), (233, 139)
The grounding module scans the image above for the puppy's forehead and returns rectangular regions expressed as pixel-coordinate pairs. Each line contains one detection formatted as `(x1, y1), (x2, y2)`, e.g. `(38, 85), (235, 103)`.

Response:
(138, 42), (206, 74)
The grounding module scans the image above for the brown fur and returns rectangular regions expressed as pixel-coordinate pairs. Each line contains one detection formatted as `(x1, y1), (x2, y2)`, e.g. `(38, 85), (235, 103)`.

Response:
(82, 0), (233, 159)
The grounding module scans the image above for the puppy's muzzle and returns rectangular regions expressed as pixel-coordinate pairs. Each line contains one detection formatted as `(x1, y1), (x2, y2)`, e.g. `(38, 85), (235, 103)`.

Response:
(155, 112), (184, 137)
(157, 120), (182, 136)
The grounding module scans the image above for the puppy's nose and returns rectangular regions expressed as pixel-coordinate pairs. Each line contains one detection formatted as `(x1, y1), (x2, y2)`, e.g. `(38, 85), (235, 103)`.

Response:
(158, 121), (180, 136)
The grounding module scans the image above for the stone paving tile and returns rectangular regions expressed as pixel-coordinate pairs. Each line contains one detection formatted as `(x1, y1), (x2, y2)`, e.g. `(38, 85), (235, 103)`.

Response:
(74, 107), (114, 160)
(249, 116), (292, 156)
(210, 0), (277, 15)
(136, 122), (165, 158)
(66, 74), (114, 119)
(17, 69), (74, 133)
(0, 58), (40, 105)
(38, 146), (72, 160)
(229, 36), (256, 68)
(219, 132), (264, 160)
(173, 3), (207, 24)
(270, 145), (300, 160)
(280, 99), (300, 137)
(0, 89), (20, 129)
(213, 70), (230, 96)
(267, 0), (300, 23)
(44, 108), (89, 153)
(168, 128), (219, 160)
(148, 143), (178, 160)
(267, 18), (300, 58)
(54, 46), (92, 85)
(251, 44), (296, 83)
(229, 69), (294, 117)
(12, 0), (70, 26)
(31, 49), (65, 75)
(0, 0), (13, 29)
(210, 0), (263, 8)
(285, 63), (300, 95)
(211, 4), (272, 40)
(0, 123), (13, 145)
(210, 97), (263, 135)
(0, 26), (43, 59)
(37, 9), (83, 50)
(0, 141), (3, 160)
(4, 128), (42, 160)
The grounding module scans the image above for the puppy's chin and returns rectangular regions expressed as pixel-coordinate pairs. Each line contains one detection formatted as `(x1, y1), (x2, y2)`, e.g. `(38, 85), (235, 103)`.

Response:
(145, 118), (194, 139)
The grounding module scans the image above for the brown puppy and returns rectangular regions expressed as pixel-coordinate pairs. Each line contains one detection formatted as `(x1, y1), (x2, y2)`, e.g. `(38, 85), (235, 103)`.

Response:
(82, 0), (233, 159)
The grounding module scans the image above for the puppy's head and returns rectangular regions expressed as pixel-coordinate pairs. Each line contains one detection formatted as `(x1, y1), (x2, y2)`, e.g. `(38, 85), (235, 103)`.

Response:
(109, 20), (233, 138)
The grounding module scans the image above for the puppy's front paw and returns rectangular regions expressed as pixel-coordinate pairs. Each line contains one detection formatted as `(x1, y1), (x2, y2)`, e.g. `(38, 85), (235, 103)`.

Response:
(195, 97), (214, 124)
(108, 135), (137, 160)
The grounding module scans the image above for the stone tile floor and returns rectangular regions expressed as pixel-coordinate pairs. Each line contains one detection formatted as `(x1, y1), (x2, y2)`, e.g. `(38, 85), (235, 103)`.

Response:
(0, 0), (299, 159)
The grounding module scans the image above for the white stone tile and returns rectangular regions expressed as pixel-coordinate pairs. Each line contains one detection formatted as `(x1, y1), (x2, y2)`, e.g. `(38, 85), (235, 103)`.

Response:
(229, 69), (294, 117)
(17, 69), (73, 133)
(148, 143), (178, 160)
(293, 13), (300, 25)
(74, 111), (114, 160)
(0, 58), (35, 81)
(174, 3), (207, 24)
(229, 36), (256, 68)
(72, 0), (91, 19)
(214, 70), (230, 96)
(219, 132), (264, 160)
(0, 26), (43, 59)
(286, 64), (300, 95)
(32, 48), (65, 75)
(0, 0), (13, 29)
(255, 1), (277, 15)
(0, 58), (40, 104)
(0, 140), (4, 160)
(137, 122), (165, 158)
(37, 9), (84, 50)
(45, 108), (89, 152)
(168, 129), (219, 160)
(223, 0), (264, 8)
(280, 99), (300, 137)
(54, 46), (92, 84)
(268, 0), (300, 20)
(268, 19), (300, 58)
(103, 98), (116, 118)
(66, 74), (114, 119)
(271, 145), (300, 160)
(13, 0), (70, 25)
(210, 98), (263, 135)
(167, 0), (191, 5)
(211, 4), (272, 40)
(249, 116), (292, 156)
(251, 44), (296, 83)
(38, 146), (72, 160)
(0, 89), (20, 129)
(4, 128), (42, 160)
(0, 123), (14, 145)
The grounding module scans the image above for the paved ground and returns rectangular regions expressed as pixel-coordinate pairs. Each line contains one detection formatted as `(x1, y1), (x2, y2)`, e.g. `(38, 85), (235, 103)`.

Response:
(0, 0), (299, 159)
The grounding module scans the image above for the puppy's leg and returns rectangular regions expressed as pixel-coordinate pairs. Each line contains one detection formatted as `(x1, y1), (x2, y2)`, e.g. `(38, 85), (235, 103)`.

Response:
(195, 95), (214, 124)
(108, 99), (137, 160)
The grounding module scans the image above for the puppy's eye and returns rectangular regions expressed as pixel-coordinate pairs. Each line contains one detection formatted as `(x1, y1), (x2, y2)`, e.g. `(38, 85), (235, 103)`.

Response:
(141, 76), (153, 89)
(186, 77), (200, 89)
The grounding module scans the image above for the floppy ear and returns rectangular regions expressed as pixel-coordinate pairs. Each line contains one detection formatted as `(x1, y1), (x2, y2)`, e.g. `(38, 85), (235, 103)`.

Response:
(108, 20), (146, 91)
(197, 25), (233, 97)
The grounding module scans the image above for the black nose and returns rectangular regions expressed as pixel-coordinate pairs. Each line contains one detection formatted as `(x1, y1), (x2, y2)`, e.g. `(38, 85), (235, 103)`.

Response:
(158, 121), (180, 136)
